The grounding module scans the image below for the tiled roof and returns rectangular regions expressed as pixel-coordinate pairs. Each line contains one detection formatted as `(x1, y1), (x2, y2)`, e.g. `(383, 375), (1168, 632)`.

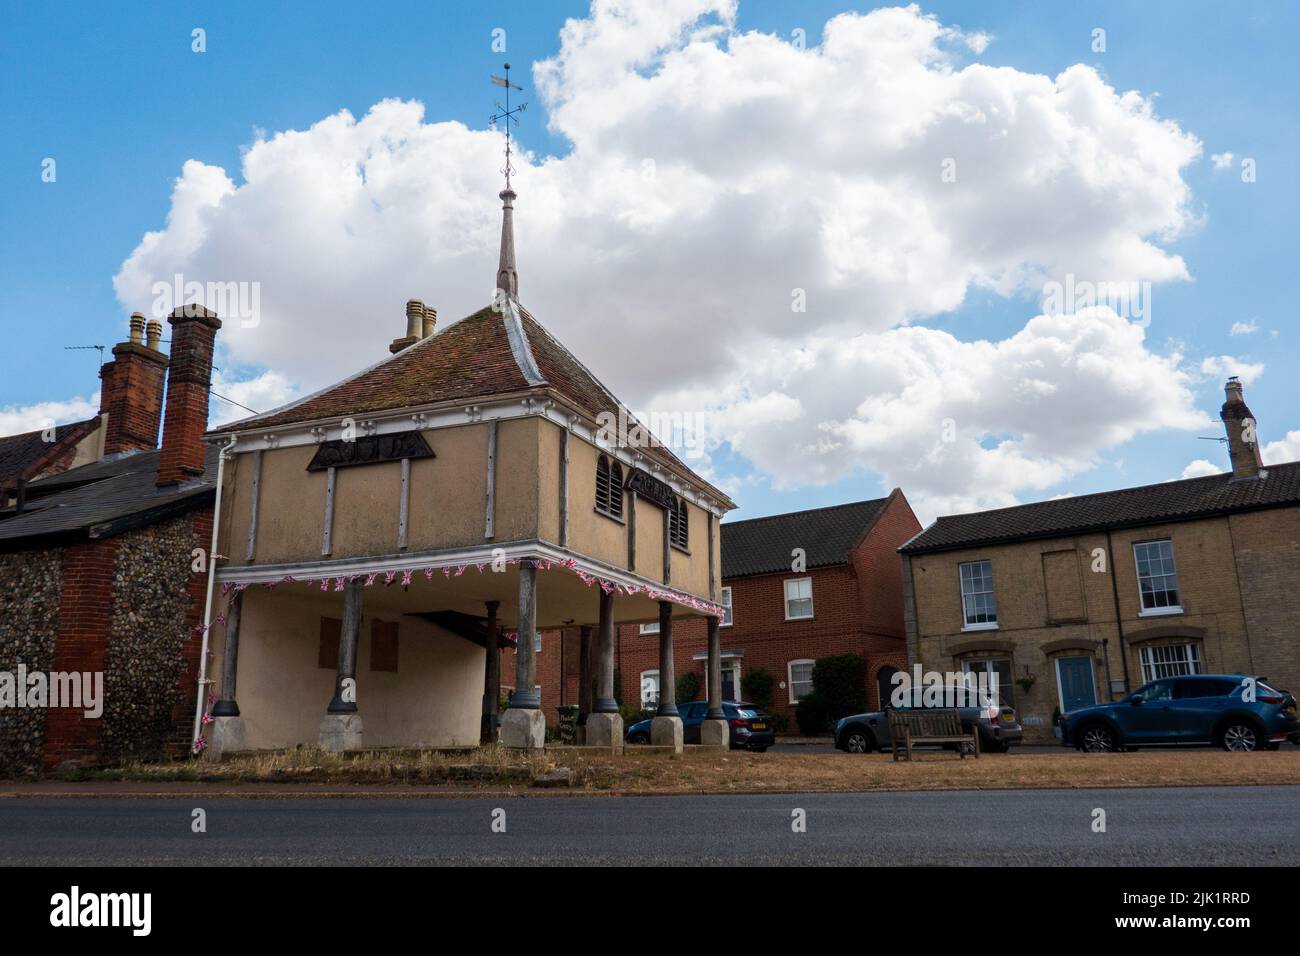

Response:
(0, 445), (217, 550)
(0, 418), (98, 487)
(209, 301), (733, 506)
(720, 495), (893, 578)
(901, 461), (1300, 555)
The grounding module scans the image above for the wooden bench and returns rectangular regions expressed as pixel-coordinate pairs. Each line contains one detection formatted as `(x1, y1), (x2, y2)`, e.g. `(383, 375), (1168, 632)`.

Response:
(887, 709), (980, 761)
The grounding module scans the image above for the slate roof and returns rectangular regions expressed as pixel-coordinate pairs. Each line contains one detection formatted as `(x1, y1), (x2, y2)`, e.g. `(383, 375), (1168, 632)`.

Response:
(0, 418), (98, 487)
(720, 495), (894, 578)
(0, 445), (217, 551)
(901, 460), (1300, 556)
(209, 301), (734, 507)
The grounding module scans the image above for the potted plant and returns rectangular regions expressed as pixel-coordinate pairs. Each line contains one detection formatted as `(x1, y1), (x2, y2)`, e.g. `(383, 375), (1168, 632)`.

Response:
(1015, 673), (1037, 693)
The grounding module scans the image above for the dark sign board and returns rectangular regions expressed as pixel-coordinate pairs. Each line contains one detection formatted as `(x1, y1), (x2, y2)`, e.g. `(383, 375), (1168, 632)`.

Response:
(306, 431), (434, 471)
(626, 467), (675, 510)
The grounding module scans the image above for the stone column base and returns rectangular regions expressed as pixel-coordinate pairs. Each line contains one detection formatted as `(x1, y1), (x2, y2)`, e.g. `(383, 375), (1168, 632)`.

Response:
(205, 715), (246, 762)
(651, 715), (684, 752)
(319, 713), (364, 752)
(700, 718), (729, 750)
(585, 712), (624, 753)
(499, 708), (546, 750)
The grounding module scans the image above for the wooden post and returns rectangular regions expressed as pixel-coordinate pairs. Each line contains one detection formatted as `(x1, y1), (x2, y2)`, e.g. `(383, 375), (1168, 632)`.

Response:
(593, 588), (618, 713)
(481, 600), (501, 742)
(656, 600), (677, 716)
(508, 563), (540, 708)
(211, 591), (243, 717)
(705, 615), (724, 720)
(578, 624), (593, 726)
(328, 579), (363, 713)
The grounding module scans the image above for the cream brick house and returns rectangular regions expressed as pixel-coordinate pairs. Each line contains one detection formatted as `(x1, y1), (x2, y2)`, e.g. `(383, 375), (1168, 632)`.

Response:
(900, 378), (1300, 742)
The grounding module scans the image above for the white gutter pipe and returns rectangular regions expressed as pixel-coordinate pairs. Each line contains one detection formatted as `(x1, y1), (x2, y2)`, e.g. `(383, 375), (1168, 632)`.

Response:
(191, 434), (238, 752)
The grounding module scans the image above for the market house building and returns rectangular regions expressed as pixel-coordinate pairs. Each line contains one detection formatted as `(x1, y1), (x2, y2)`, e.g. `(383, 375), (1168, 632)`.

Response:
(200, 183), (735, 757)
(900, 378), (1300, 742)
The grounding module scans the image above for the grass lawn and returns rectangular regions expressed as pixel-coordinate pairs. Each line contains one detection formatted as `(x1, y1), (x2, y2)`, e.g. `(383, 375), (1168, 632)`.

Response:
(39, 745), (1300, 795)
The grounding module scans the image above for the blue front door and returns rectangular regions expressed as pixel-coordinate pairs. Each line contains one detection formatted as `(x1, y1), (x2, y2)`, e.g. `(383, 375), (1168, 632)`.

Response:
(1057, 656), (1097, 713)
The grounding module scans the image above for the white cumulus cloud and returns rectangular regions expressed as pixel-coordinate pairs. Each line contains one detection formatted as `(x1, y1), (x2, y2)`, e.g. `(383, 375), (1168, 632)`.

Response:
(0, 395), (100, 439)
(108, 1), (1214, 518)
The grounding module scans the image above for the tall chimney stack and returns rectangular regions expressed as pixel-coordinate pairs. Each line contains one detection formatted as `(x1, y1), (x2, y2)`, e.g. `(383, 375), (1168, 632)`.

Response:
(99, 311), (169, 456)
(390, 299), (424, 354)
(1220, 376), (1266, 480)
(157, 305), (221, 486)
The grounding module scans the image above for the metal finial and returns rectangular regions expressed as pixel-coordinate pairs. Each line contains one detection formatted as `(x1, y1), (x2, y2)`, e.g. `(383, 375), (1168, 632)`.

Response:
(490, 63), (526, 190)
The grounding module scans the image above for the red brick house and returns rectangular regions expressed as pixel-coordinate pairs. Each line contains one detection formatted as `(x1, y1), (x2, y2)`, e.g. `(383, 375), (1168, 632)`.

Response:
(531, 489), (921, 730)
(0, 308), (220, 775)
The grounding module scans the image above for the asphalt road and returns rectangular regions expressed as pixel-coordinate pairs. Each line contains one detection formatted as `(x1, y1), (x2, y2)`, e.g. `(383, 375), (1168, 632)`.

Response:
(3, 785), (1297, 865)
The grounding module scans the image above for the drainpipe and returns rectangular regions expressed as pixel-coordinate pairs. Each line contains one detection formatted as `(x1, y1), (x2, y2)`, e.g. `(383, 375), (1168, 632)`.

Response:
(1104, 530), (1131, 695)
(191, 434), (238, 752)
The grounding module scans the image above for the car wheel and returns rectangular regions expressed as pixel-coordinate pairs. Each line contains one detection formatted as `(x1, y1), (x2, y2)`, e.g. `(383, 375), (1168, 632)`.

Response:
(1079, 724), (1117, 753)
(986, 740), (1009, 753)
(627, 732), (649, 745)
(1220, 721), (1260, 752)
(843, 730), (873, 754)
(1266, 742), (1282, 751)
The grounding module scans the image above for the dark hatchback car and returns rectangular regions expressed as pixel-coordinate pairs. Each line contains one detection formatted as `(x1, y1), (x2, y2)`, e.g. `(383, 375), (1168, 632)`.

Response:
(1060, 674), (1300, 752)
(833, 694), (1023, 754)
(625, 701), (776, 751)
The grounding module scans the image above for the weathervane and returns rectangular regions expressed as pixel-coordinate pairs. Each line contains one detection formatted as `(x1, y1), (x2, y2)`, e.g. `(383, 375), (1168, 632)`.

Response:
(489, 63), (526, 190)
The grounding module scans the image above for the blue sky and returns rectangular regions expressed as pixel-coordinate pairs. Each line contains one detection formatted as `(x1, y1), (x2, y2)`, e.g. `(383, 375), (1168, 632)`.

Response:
(2, 1), (1296, 523)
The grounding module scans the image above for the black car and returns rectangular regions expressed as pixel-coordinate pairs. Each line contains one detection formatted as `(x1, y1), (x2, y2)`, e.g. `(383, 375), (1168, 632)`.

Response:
(625, 700), (776, 751)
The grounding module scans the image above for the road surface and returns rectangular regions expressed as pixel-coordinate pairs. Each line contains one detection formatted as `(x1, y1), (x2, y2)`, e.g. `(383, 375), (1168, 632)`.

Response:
(2, 785), (1295, 865)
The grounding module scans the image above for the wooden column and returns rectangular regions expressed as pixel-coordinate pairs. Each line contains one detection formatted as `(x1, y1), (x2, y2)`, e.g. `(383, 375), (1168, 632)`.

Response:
(211, 591), (243, 717)
(706, 615), (724, 719)
(656, 600), (678, 716)
(327, 579), (363, 713)
(593, 587), (618, 713)
(577, 624), (593, 726)
(481, 600), (501, 743)
(509, 563), (540, 708)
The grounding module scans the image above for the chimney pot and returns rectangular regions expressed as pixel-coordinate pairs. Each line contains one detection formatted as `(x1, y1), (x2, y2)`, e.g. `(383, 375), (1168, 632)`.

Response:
(422, 304), (437, 339)
(129, 312), (146, 345)
(146, 319), (163, 350)
(405, 299), (424, 339)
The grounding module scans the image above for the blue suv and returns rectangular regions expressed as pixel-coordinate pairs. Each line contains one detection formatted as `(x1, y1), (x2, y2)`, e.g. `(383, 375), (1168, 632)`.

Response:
(1059, 674), (1299, 752)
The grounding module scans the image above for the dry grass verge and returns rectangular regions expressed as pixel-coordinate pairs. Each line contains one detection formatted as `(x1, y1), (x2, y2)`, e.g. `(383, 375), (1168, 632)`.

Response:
(60, 745), (1300, 794)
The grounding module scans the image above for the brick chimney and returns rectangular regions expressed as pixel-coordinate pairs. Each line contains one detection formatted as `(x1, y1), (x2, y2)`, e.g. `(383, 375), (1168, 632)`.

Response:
(157, 305), (221, 486)
(98, 311), (169, 456)
(1220, 376), (1266, 480)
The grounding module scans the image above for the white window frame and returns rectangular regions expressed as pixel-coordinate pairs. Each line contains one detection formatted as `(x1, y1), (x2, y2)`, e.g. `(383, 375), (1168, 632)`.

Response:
(532, 631), (542, 653)
(721, 659), (741, 701)
(787, 659), (815, 703)
(639, 622), (659, 634)
(1139, 643), (1201, 683)
(959, 560), (999, 631)
(639, 669), (660, 709)
(784, 577), (814, 621)
(1133, 539), (1183, 617)
(720, 586), (733, 627)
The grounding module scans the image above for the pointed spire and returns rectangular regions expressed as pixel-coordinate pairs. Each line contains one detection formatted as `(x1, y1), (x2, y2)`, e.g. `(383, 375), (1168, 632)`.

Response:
(496, 187), (518, 300)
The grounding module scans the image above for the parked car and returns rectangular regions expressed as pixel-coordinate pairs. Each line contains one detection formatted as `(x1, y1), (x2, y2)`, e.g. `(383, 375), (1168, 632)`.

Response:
(833, 692), (1023, 754)
(1059, 674), (1299, 753)
(625, 700), (776, 751)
